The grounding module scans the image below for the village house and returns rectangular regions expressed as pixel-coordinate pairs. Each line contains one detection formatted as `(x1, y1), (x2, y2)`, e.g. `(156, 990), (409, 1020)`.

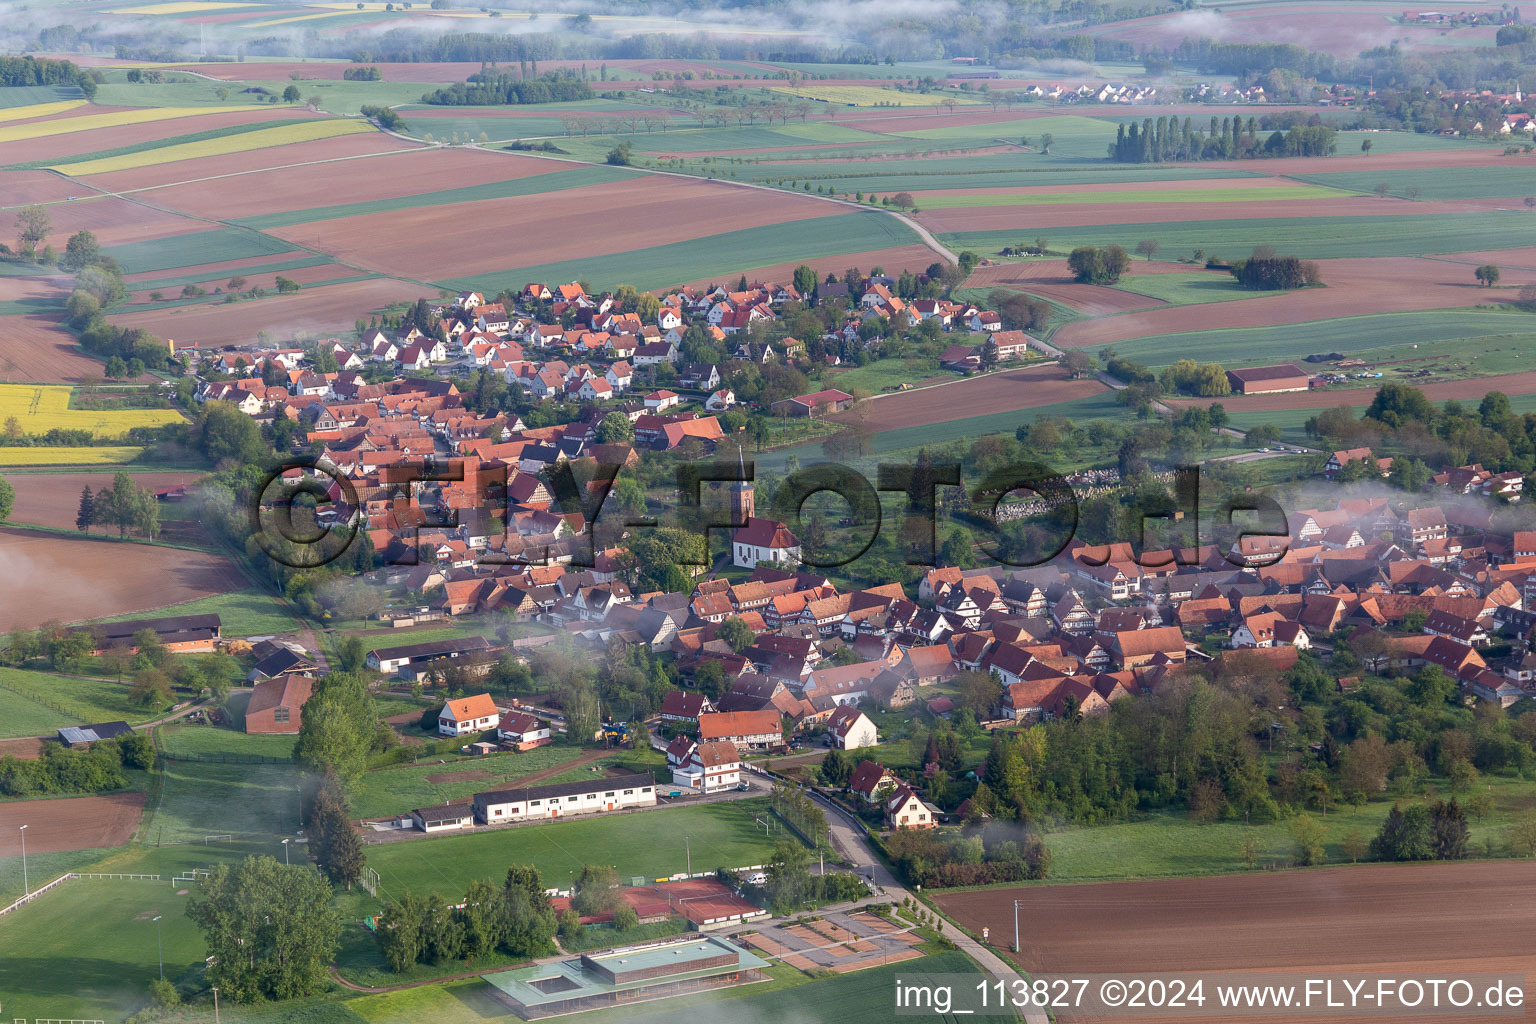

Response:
(437, 693), (502, 737)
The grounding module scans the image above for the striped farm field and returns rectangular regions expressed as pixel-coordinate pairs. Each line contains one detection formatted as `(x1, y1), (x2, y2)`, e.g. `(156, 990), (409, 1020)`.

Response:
(0, 384), (182, 438)
(913, 183), (1350, 209)
(0, 104), (270, 144)
(0, 446), (145, 466)
(48, 117), (374, 175)
(770, 84), (983, 106)
(108, 0), (250, 9)
(0, 100), (87, 123)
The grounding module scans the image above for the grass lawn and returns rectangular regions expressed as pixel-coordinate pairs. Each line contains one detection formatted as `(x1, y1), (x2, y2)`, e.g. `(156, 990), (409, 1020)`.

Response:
(367, 798), (792, 901)
(0, 847), (113, 908)
(940, 211), (1536, 261)
(1102, 308), (1530, 368)
(0, 878), (204, 1023)
(441, 211), (920, 295)
(351, 745), (585, 820)
(145, 756), (306, 844)
(355, 623), (496, 652)
(1040, 773), (1536, 884)
(1110, 270), (1283, 306)
(821, 357), (951, 395)
(0, 667), (163, 736)
(99, 588), (301, 637)
(158, 723), (298, 760)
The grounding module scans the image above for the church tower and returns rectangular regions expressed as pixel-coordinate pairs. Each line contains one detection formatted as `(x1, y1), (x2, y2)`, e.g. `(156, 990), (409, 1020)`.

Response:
(730, 448), (754, 523)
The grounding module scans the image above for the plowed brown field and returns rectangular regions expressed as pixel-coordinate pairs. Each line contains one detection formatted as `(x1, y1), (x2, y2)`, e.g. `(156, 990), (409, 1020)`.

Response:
(919, 196), (1483, 233)
(965, 259), (1181, 316)
(31, 196), (205, 250)
(0, 793), (145, 854)
(107, 277), (437, 349)
(6, 471), (202, 528)
(0, 309), (108, 384)
(934, 861), (1536, 1024)
(268, 176), (834, 281)
(1050, 257), (1511, 350)
(834, 363), (1107, 432)
(0, 527), (237, 628)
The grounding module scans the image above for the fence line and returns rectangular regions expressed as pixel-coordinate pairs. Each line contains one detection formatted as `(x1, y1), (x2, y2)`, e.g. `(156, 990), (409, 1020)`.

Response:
(0, 873), (74, 917)
(74, 872), (160, 881)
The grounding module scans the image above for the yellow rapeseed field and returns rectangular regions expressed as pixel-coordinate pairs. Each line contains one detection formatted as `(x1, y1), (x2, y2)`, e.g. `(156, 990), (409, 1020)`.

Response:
(0, 105), (270, 144)
(49, 117), (374, 175)
(0, 446), (145, 466)
(769, 85), (983, 107)
(0, 100), (88, 123)
(0, 385), (181, 440)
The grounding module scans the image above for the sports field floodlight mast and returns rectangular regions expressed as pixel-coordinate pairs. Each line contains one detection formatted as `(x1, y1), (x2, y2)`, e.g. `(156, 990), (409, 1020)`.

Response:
(282, 837), (290, 866)
(17, 824), (27, 896)
(152, 915), (164, 980)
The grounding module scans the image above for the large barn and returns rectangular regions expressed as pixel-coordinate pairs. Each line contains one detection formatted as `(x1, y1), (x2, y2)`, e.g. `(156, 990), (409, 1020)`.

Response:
(246, 673), (315, 735)
(1225, 364), (1312, 395)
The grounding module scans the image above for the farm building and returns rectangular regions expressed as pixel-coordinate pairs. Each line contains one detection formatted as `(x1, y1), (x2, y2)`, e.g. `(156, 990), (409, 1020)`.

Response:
(367, 635), (494, 675)
(73, 614), (221, 655)
(1224, 364), (1311, 395)
(247, 644), (318, 683)
(481, 935), (768, 1018)
(470, 772), (657, 826)
(57, 721), (133, 747)
(246, 673), (315, 735)
(411, 803), (476, 832)
(769, 389), (855, 418)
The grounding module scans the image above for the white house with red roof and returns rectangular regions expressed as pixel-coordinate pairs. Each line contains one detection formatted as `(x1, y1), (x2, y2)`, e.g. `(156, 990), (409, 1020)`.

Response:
(670, 739), (742, 793)
(438, 693), (501, 736)
(733, 517), (802, 569)
(826, 705), (878, 749)
(496, 710), (552, 750)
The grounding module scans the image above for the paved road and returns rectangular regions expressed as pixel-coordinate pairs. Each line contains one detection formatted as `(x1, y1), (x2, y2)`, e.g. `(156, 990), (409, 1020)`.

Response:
(801, 786), (1049, 1024)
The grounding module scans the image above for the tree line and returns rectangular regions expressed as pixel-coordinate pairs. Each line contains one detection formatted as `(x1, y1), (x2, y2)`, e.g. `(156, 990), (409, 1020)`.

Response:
(376, 865), (558, 972)
(1109, 117), (1336, 163)
(0, 55), (97, 98)
(75, 472), (161, 539)
(421, 70), (594, 106)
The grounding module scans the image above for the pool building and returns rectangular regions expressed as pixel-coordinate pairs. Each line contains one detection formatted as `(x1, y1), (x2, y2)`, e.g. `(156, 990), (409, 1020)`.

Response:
(481, 934), (769, 1017)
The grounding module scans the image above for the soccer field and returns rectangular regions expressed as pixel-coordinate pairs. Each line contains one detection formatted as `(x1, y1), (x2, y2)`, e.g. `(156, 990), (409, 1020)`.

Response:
(0, 877), (204, 1022)
(367, 798), (792, 901)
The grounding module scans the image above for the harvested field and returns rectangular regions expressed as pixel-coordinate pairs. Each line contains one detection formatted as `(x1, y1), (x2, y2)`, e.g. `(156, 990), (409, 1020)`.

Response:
(935, 861), (1536, 1023)
(675, 243), (939, 294)
(918, 194), (1481, 232)
(27, 195), (205, 251)
(0, 527), (238, 629)
(964, 259), (1181, 316)
(0, 312), (107, 384)
(79, 130), (417, 193)
(835, 363), (1107, 433)
(1433, 246), (1536, 271)
(1051, 256), (1514, 350)
(0, 793), (145, 854)
(144, 146), (553, 220)
(6, 471), (202, 528)
(2, 169), (87, 205)
(270, 176), (834, 281)
(107, 277), (436, 348)
(0, 106), (311, 165)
